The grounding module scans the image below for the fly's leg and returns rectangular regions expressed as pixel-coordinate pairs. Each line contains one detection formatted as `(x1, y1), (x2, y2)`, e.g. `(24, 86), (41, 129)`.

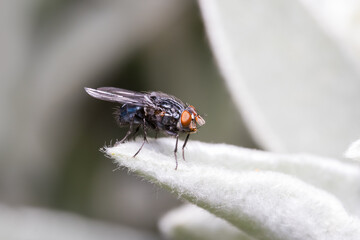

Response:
(132, 125), (140, 140)
(182, 134), (190, 161)
(133, 119), (147, 157)
(155, 130), (159, 139)
(174, 134), (179, 170)
(115, 122), (133, 146)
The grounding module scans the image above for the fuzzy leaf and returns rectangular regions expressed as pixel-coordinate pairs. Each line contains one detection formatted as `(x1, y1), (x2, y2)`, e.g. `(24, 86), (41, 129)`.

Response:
(159, 204), (256, 240)
(198, 0), (360, 157)
(345, 139), (360, 162)
(299, 0), (360, 66)
(106, 138), (360, 240)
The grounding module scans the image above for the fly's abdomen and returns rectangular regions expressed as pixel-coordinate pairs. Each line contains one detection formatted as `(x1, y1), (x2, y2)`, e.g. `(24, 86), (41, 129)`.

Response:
(115, 104), (144, 125)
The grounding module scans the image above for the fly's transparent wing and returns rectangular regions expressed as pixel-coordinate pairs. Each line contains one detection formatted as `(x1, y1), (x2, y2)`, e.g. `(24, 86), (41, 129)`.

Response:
(97, 87), (145, 98)
(85, 87), (153, 106)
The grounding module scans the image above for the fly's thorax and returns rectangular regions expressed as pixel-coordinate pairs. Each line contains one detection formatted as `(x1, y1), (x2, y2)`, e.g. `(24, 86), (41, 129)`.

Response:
(151, 97), (184, 129)
(143, 104), (182, 134)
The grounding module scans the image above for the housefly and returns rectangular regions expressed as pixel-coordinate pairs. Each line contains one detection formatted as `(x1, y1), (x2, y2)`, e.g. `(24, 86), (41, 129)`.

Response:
(85, 87), (205, 170)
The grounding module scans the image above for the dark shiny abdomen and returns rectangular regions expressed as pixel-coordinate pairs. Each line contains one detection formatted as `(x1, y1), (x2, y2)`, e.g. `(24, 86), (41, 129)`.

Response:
(116, 104), (144, 125)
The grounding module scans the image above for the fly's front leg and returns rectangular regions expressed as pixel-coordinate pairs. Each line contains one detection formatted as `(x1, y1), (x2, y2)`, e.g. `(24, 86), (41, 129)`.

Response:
(182, 133), (190, 161)
(133, 119), (147, 157)
(174, 134), (179, 170)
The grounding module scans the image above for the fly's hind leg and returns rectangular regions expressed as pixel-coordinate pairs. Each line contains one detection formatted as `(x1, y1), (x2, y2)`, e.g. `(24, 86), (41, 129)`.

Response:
(132, 125), (140, 140)
(133, 119), (148, 157)
(115, 122), (133, 146)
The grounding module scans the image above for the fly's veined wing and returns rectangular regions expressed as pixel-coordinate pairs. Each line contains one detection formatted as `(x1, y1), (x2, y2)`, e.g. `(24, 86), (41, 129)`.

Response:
(97, 87), (145, 98)
(84, 87), (153, 106)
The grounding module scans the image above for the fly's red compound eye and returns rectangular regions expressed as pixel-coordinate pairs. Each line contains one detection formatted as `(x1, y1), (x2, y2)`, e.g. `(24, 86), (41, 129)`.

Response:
(181, 110), (191, 127)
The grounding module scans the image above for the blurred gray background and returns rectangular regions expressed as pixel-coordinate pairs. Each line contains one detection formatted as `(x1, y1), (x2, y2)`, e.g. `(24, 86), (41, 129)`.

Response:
(0, 0), (255, 237)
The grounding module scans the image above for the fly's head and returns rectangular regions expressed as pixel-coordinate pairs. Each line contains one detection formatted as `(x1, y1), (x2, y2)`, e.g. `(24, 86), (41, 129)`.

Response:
(178, 105), (205, 133)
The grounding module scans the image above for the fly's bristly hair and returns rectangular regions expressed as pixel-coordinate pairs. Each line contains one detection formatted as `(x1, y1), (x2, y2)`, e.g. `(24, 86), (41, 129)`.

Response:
(113, 106), (124, 126)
